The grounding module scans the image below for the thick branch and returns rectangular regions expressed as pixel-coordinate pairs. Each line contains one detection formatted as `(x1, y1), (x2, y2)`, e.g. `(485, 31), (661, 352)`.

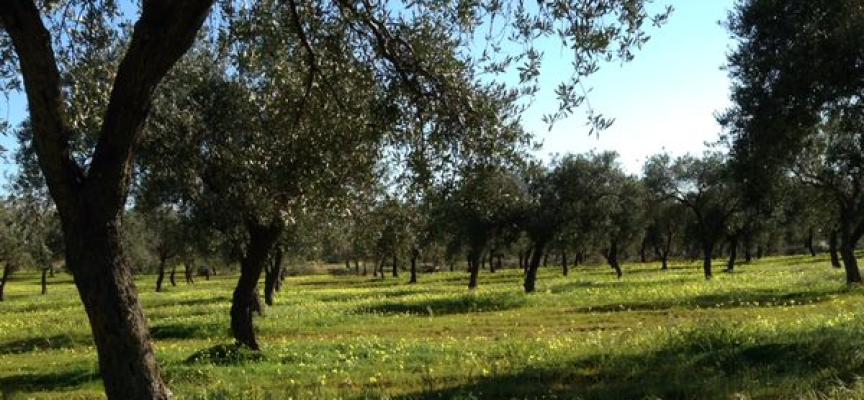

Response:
(87, 0), (214, 215)
(0, 0), (83, 214)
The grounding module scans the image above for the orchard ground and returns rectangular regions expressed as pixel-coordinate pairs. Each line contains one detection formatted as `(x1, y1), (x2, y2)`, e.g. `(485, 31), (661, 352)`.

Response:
(2, 255), (864, 399)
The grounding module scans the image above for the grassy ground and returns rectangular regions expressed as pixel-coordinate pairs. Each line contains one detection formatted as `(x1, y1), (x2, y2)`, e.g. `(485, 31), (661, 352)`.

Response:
(2, 255), (864, 399)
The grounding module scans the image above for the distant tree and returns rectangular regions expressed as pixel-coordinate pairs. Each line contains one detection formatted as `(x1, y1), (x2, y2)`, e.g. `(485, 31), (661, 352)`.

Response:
(643, 153), (740, 279)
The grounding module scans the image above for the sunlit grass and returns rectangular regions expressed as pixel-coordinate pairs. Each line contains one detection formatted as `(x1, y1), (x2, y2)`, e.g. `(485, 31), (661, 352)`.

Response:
(2, 255), (864, 399)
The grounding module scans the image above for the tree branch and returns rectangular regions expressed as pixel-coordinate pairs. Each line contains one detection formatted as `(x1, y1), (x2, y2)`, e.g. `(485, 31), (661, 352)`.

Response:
(0, 0), (83, 214)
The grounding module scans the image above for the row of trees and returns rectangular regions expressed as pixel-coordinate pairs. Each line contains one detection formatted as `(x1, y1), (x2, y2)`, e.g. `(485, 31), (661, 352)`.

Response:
(0, 0), (671, 398)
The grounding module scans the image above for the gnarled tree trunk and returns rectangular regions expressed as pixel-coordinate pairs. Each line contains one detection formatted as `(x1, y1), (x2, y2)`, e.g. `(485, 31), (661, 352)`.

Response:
(702, 241), (714, 279)
(231, 219), (283, 350)
(830, 229), (842, 268)
(725, 234), (738, 272)
(467, 248), (481, 289)
(0, 263), (12, 301)
(523, 241), (545, 293)
(155, 256), (167, 292)
(264, 245), (283, 306)
(605, 240), (622, 279)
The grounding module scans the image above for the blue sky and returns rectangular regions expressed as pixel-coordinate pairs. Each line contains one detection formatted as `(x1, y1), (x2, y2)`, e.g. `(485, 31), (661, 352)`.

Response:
(0, 0), (736, 183)
(525, 0), (736, 173)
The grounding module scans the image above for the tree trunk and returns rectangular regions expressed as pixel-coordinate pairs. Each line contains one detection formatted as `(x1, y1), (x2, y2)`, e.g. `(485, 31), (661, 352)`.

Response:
(702, 241), (714, 279)
(41, 267), (48, 295)
(496, 254), (502, 271)
(49, 263), (54, 278)
(169, 265), (176, 287)
(468, 249), (481, 290)
(184, 259), (194, 284)
(805, 227), (816, 257)
(542, 252), (549, 267)
(756, 245), (763, 259)
(488, 249), (496, 273)
(639, 236), (647, 263)
(518, 250), (524, 270)
(523, 242), (545, 293)
(830, 229), (842, 268)
(354, 259), (360, 275)
(409, 249), (419, 284)
(63, 217), (172, 400)
(264, 246), (283, 306)
(726, 234), (738, 272)
(0, 263), (11, 301)
(605, 240), (622, 279)
(392, 254), (399, 277)
(562, 250), (568, 276)
(155, 257), (166, 292)
(231, 219), (283, 350)
(839, 228), (863, 284)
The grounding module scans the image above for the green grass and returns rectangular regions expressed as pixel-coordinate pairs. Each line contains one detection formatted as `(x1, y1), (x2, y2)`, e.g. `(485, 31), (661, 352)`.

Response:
(2, 255), (864, 399)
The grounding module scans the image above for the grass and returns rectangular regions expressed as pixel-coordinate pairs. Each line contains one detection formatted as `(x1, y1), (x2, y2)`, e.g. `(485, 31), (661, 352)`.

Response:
(2, 255), (864, 399)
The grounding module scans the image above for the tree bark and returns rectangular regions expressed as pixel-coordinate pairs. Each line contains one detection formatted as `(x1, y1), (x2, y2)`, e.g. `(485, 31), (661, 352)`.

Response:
(391, 254), (399, 277)
(184, 259), (194, 284)
(562, 250), (568, 276)
(605, 240), (622, 279)
(830, 229), (842, 268)
(354, 259), (360, 275)
(725, 234), (738, 272)
(488, 248), (496, 273)
(0, 263), (11, 301)
(542, 252), (549, 267)
(467, 249), (481, 290)
(524, 242), (545, 293)
(155, 257), (167, 292)
(805, 227), (816, 257)
(639, 236), (647, 263)
(169, 265), (177, 287)
(839, 227), (863, 284)
(409, 248), (419, 284)
(41, 267), (48, 295)
(264, 246), (283, 306)
(702, 241), (714, 279)
(231, 219), (283, 350)
(496, 254), (502, 271)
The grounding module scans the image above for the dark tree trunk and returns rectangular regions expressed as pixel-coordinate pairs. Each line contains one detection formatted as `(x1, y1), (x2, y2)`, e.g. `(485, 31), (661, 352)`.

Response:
(702, 241), (714, 279)
(468, 249), (481, 290)
(726, 234), (738, 272)
(605, 240), (622, 279)
(363, 260), (368, 276)
(409, 248), (419, 284)
(839, 229), (863, 284)
(562, 250), (568, 276)
(488, 249), (496, 273)
(392, 254), (399, 277)
(756, 245), (763, 259)
(639, 236), (647, 263)
(805, 227), (816, 257)
(518, 250), (524, 270)
(41, 267), (48, 295)
(49, 264), (54, 278)
(496, 254), (502, 271)
(830, 229), (842, 268)
(184, 259), (194, 284)
(64, 216), (172, 400)
(354, 259), (360, 275)
(169, 265), (176, 287)
(542, 252), (549, 267)
(0, 1), (214, 397)
(231, 219), (283, 350)
(524, 242), (545, 293)
(264, 246), (283, 306)
(0, 263), (11, 301)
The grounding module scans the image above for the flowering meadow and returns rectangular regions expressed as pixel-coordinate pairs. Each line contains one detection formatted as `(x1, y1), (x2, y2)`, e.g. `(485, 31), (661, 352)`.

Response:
(2, 255), (864, 399)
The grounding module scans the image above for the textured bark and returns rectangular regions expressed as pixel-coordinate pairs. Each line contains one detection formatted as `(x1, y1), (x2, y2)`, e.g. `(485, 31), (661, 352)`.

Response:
(523, 242), (545, 293)
(805, 227), (816, 257)
(605, 240), (622, 279)
(702, 242), (714, 279)
(0, 1), (213, 397)
(264, 246), (283, 306)
(409, 249), (419, 284)
(184, 259), (194, 284)
(562, 250), (568, 276)
(488, 249), (496, 273)
(839, 227), (863, 284)
(169, 265), (177, 287)
(155, 257), (167, 292)
(830, 229), (842, 268)
(231, 219), (283, 350)
(391, 254), (399, 277)
(726, 235), (738, 272)
(0, 263), (11, 301)
(467, 249), (481, 290)
(41, 268), (48, 295)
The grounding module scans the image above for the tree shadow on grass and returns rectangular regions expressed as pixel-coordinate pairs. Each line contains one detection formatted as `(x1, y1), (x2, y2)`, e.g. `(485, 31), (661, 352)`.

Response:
(560, 288), (847, 314)
(356, 294), (527, 316)
(150, 322), (223, 340)
(0, 334), (88, 355)
(0, 369), (98, 394)
(395, 328), (864, 400)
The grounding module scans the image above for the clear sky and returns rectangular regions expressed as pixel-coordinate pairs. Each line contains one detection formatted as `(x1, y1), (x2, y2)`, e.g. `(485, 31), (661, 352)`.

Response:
(525, 0), (737, 174)
(0, 0), (737, 183)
